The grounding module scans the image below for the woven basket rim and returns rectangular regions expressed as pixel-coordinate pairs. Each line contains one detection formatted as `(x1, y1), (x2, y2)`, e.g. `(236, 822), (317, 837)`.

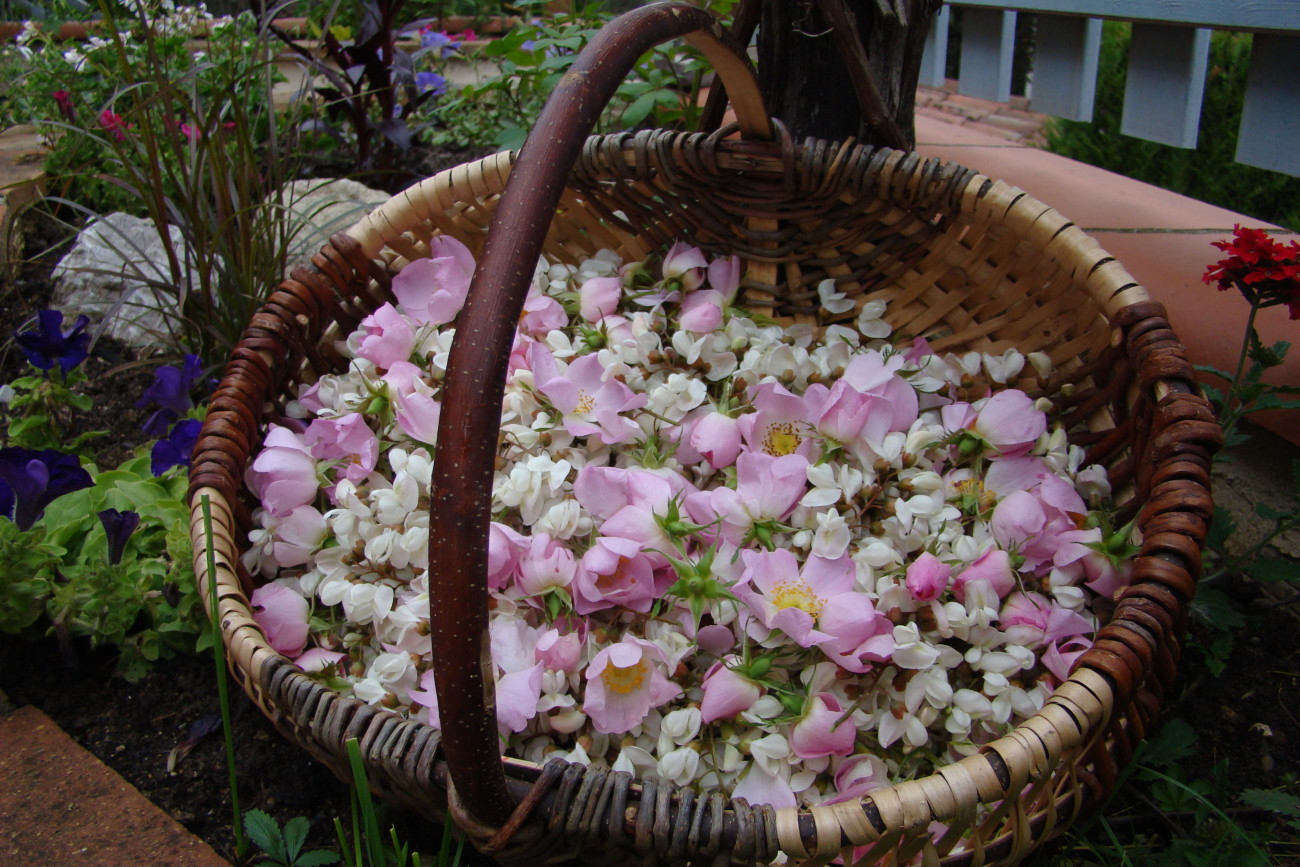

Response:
(189, 136), (1218, 865)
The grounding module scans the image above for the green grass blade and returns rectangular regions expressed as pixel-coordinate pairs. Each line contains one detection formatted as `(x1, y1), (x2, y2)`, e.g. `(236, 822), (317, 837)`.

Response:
(202, 494), (244, 860)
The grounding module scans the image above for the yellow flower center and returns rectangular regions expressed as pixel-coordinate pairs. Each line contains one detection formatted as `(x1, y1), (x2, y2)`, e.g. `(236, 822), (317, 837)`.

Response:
(601, 660), (649, 695)
(770, 579), (824, 617)
(762, 422), (801, 456)
(575, 390), (596, 415)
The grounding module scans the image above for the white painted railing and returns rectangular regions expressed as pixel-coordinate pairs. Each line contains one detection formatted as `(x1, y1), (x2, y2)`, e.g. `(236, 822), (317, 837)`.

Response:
(921, 0), (1300, 176)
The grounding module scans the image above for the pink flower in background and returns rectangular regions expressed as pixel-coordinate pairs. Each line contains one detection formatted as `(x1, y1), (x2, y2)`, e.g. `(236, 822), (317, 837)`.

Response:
(840, 352), (919, 437)
(583, 635), (680, 733)
(251, 582), (310, 656)
(678, 289), (726, 332)
(261, 505), (327, 571)
(699, 658), (763, 723)
(350, 303), (416, 369)
(529, 344), (645, 444)
(905, 552), (951, 602)
(491, 619), (545, 734)
(246, 425), (318, 515)
(790, 694), (857, 759)
(992, 473), (1090, 572)
(707, 255), (741, 298)
(392, 236), (476, 326)
(521, 290), (568, 336)
(733, 549), (846, 647)
(408, 670), (441, 728)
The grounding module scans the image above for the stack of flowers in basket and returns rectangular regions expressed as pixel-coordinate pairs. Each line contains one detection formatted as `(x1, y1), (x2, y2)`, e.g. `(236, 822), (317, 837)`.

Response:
(242, 237), (1131, 809)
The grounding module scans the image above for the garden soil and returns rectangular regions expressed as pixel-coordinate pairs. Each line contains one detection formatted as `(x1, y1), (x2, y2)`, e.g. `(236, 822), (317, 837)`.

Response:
(1, 178), (1298, 864)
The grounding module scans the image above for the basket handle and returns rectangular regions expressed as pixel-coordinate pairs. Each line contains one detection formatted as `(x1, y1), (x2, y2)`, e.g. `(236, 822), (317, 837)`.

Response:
(426, 3), (774, 829)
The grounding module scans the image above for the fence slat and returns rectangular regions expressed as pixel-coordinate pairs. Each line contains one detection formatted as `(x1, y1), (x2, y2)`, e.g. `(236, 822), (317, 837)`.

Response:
(1235, 33), (1300, 178)
(958, 8), (1018, 102)
(1119, 23), (1210, 148)
(920, 4), (952, 88)
(1031, 15), (1103, 121)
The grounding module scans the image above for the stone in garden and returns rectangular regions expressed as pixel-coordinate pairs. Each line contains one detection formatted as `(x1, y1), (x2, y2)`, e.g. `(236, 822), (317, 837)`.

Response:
(51, 212), (193, 350)
(49, 179), (389, 351)
(280, 178), (389, 265)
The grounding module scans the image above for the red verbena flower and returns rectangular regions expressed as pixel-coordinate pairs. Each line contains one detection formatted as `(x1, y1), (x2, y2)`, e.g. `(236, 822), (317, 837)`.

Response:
(1203, 224), (1300, 319)
(51, 90), (76, 123)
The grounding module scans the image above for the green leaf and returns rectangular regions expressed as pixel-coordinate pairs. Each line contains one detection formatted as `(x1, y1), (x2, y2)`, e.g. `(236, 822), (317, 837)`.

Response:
(1245, 557), (1300, 584)
(1190, 586), (1244, 631)
(1240, 787), (1300, 817)
(1141, 718), (1196, 769)
(1205, 505), (1236, 555)
(1254, 502), (1292, 521)
(620, 90), (660, 128)
(244, 808), (286, 859)
(282, 815), (310, 860)
(295, 851), (341, 867)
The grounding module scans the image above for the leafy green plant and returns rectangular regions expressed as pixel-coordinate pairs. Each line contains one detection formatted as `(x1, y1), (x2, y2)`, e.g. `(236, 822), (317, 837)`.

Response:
(1190, 226), (1300, 674)
(429, 1), (724, 152)
(1042, 23), (1300, 231)
(244, 810), (340, 867)
(1047, 720), (1289, 866)
(14, 0), (315, 359)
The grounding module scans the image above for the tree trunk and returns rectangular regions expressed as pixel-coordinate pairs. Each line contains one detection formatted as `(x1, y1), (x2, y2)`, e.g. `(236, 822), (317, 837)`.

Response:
(754, 0), (941, 149)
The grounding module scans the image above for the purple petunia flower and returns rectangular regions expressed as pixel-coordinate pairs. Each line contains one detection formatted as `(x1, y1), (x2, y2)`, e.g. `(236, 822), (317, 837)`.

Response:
(420, 29), (458, 58)
(137, 354), (206, 437)
(98, 508), (141, 565)
(0, 447), (94, 532)
(415, 71), (447, 97)
(151, 418), (203, 477)
(15, 310), (92, 373)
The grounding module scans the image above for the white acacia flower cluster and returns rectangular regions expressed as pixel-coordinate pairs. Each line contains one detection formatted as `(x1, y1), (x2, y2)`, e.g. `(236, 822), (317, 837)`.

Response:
(243, 239), (1131, 811)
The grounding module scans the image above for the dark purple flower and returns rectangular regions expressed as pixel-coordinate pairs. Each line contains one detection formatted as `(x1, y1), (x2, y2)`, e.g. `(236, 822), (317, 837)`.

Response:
(0, 447), (94, 532)
(151, 418), (202, 477)
(415, 71), (447, 97)
(15, 310), (91, 373)
(138, 354), (205, 436)
(98, 508), (141, 565)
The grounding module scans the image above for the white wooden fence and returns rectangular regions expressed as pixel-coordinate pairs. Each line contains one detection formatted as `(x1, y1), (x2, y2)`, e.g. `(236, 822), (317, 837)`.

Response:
(921, 0), (1300, 176)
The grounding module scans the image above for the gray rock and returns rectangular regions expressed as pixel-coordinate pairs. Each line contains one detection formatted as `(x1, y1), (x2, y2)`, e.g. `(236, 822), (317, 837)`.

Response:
(280, 178), (389, 265)
(49, 179), (389, 351)
(51, 212), (193, 350)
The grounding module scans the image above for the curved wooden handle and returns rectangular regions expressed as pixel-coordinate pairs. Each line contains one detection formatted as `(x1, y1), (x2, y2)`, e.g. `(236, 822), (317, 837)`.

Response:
(425, 3), (773, 828)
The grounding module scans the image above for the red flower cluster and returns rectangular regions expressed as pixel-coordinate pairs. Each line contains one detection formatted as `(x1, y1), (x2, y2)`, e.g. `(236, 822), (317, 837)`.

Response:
(1203, 224), (1300, 319)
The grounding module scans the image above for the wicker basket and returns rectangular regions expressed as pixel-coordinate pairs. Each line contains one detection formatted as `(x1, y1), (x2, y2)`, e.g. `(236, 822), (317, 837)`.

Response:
(189, 5), (1221, 864)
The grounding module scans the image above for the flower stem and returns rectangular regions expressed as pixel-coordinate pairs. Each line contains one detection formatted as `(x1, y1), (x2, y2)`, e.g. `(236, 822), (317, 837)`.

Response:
(1219, 290), (1261, 446)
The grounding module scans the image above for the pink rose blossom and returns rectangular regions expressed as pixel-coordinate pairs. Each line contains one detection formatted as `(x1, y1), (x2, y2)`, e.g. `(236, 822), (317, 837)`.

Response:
(678, 289), (726, 332)
(516, 533), (580, 596)
(573, 536), (660, 614)
(391, 235), (476, 326)
(790, 693), (857, 759)
(304, 414), (379, 483)
(582, 635), (680, 733)
(579, 276), (621, 322)
(535, 628), (583, 672)
(687, 410), (742, 469)
(905, 552), (951, 602)
(529, 344), (646, 444)
(487, 522), (527, 590)
(251, 582), (310, 657)
(661, 241), (708, 290)
(685, 450), (808, 545)
(294, 647), (345, 673)
(246, 426), (318, 515)
(737, 382), (817, 459)
(827, 754), (891, 803)
(952, 548), (1016, 601)
(699, 658), (763, 723)
(350, 303), (416, 369)
(1000, 591), (1094, 648)
(973, 390), (1046, 456)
